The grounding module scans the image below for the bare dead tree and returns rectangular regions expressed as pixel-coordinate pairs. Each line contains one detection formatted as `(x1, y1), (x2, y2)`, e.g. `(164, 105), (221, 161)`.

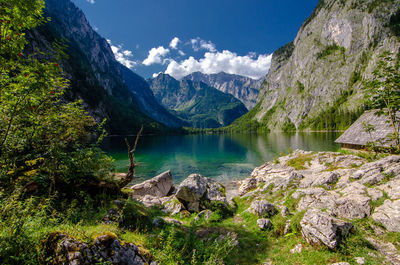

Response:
(119, 125), (143, 187)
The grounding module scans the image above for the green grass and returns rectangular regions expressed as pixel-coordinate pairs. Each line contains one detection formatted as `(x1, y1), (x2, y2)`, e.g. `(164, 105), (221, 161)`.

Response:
(286, 154), (314, 170)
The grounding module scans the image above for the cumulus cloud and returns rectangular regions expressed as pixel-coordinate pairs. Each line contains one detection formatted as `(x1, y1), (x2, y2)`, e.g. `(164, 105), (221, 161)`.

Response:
(165, 50), (272, 80)
(169, 37), (180, 49)
(190, 37), (216, 52)
(86, 0), (95, 4)
(107, 40), (137, 69)
(178, 50), (186, 56)
(142, 46), (170, 66)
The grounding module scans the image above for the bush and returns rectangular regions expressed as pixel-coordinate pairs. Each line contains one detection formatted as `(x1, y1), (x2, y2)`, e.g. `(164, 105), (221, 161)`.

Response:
(151, 226), (234, 264)
(119, 199), (152, 231)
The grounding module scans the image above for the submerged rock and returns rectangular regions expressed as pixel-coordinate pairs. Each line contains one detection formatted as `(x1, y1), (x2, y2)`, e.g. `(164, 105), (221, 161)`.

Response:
(300, 208), (354, 249)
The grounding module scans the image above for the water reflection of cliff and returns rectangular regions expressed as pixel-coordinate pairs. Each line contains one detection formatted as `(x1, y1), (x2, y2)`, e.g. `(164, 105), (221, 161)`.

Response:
(101, 133), (341, 183)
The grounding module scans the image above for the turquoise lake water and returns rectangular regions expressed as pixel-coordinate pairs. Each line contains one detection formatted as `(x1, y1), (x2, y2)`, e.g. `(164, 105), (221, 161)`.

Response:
(102, 132), (341, 184)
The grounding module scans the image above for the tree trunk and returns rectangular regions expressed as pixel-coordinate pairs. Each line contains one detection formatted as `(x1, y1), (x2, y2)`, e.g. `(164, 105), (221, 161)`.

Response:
(119, 126), (143, 188)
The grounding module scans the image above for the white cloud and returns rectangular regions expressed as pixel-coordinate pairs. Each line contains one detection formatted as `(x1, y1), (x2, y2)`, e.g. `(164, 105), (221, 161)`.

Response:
(190, 37), (216, 52)
(152, 72), (163, 78)
(107, 40), (137, 69)
(86, 0), (95, 4)
(169, 37), (180, 49)
(178, 50), (186, 56)
(142, 46), (170, 66)
(165, 50), (272, 80)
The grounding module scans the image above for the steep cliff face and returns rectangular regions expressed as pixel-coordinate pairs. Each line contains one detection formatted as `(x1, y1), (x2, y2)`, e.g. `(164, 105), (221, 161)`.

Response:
(27, 0), (182, 134)
(148, 74), (248, 128)
(253, 0), (400, 131)
(183, 72), (262, 110)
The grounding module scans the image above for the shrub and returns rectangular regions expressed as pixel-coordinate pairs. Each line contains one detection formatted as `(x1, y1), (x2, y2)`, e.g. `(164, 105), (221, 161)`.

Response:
(119, 199), (152, 231)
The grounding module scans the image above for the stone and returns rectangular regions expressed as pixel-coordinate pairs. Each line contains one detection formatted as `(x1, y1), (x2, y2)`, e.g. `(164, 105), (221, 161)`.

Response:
(152, 217), (166, 227)
(257, 218), (272, 230)
(102, 208), (121, 224)
(195, 210), (213, 221)
(250, 161), (304, 193)
(139, 195), (164, 208)
(293, 188), (338, 212)
(44, 233), (151, 265)
(353, 156), (400, 185)
(378, 178), (400, 200)
(355, 257), (365, 265)
(300, 171), (340, 189)
(367, 188), (383, 201)
(162, 217), (183, 226)
(372, 199), (400, 232)
(290, 243), (302, 254)
(281, 206), (291, 217)
(248, 200), (277, 217)
(284, 220), (291, 235)
(131, 171), (173, 197)
(238, 177), (257, 196)
(300, 208), (354, 249)
(175, 174), (227, 212)
(334, 194), (371, 219)
(162, 197), (184, 215)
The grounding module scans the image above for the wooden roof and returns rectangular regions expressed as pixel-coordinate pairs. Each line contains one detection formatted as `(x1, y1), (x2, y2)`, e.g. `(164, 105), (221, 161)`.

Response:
(335, 110), (399, 147)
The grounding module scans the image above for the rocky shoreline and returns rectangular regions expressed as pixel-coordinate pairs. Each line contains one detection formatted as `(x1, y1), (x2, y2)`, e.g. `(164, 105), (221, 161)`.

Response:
(51, 150), (400, 264)
(130, 150), (400, 264)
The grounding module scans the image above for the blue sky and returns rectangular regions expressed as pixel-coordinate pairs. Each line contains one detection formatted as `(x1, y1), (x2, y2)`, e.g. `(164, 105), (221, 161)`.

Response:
(70, 0), (318, 79)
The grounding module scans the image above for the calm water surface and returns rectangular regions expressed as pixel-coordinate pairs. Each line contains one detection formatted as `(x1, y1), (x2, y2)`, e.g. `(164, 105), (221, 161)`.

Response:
(102, 133), (341, 184)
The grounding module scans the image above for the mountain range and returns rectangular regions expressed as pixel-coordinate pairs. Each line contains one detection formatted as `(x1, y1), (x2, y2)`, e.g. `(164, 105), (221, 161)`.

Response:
(148, 74), (248, 128)
(183, 72), (263, 110)
(29, 0), (400, 134)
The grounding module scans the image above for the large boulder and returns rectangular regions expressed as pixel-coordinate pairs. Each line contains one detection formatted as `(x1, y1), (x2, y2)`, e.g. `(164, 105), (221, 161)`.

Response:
(131, 171), (173, 198)
(300, 208), (354, 249)
(372, 199), (400, 232)
(175, 174), (227, 212)
(44, 233), (155, 265)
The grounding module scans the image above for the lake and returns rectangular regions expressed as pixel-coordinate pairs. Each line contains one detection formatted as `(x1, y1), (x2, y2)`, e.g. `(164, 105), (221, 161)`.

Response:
(102, 132), (341, 184)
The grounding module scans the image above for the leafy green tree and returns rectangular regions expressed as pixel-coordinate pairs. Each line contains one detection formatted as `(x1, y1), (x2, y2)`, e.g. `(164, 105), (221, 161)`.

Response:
(364, 51), (400, 150)
(0, 0), (114, 195)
